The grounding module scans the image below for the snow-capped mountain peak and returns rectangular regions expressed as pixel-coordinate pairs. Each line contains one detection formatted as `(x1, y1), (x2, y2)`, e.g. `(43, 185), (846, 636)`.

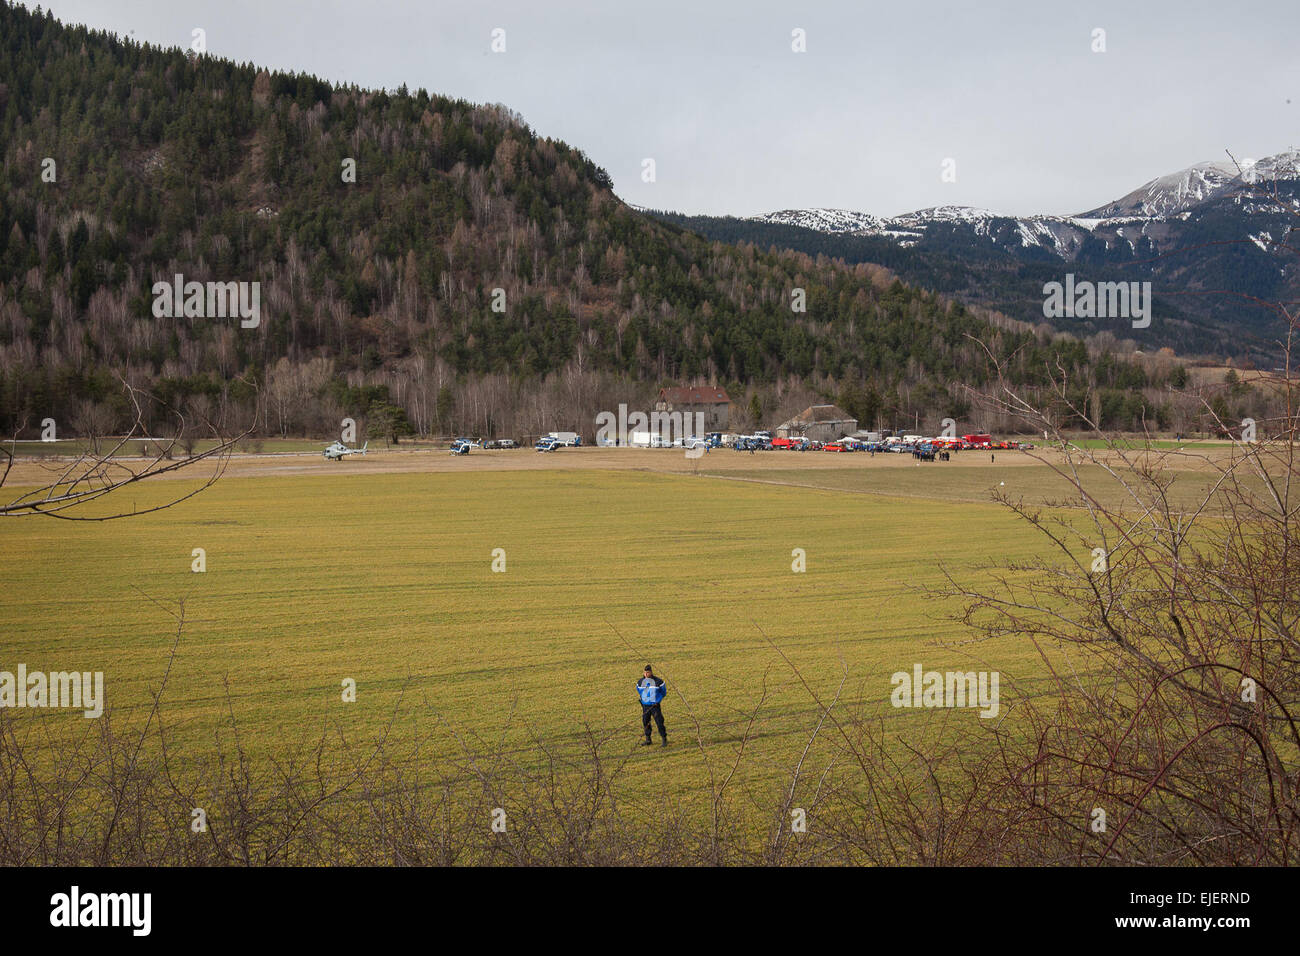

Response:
(696, 148), (1300, 361)
(756, 208), (884, 233)
(1076, 161), (1238, 220)
(746, 148), (1300, 259)
(1242, 148), (1300, 183)
(889, 205), (999, 226)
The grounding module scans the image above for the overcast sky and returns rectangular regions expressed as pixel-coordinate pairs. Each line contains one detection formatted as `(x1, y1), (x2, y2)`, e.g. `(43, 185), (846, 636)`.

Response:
(36, 0), (1300, 218)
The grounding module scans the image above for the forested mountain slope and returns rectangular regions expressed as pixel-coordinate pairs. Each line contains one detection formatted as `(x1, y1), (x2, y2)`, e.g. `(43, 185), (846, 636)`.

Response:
(0, 2), (1172, 438)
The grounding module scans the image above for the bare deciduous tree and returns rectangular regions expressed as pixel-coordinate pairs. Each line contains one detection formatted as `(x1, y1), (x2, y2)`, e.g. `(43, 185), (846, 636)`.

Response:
(2, 376), (254, 520)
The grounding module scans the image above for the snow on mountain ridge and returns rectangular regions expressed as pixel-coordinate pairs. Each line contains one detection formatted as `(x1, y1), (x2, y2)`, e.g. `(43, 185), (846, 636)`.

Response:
(1076, 161), (1238, 220)
(891, 205), (999, 223)
(747, 149), (1300, 256)
(1076, 150), (1300, 219)
(1246, 148), (1300, 182)
(758, 208), (884, 233)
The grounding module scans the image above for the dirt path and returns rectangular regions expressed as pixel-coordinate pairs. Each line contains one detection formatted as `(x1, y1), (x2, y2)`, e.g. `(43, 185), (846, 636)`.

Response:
(1, 444), (1064, 487)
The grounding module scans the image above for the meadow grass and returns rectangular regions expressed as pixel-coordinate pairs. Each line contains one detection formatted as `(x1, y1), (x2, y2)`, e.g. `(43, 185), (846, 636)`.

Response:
(0, 463), (1075, 815)
(708, 458), (1239, 511)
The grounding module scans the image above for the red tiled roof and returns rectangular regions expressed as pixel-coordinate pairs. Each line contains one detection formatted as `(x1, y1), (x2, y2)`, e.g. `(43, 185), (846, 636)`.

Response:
(659, 386), (731, 404)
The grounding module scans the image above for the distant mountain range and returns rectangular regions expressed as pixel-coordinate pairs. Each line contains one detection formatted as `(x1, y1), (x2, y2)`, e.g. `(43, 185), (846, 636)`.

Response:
(658, 151), (1300, 363)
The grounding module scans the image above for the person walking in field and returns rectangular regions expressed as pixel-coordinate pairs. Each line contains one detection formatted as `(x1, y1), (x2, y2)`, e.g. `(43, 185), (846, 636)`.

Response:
(637, 664), (668, 747)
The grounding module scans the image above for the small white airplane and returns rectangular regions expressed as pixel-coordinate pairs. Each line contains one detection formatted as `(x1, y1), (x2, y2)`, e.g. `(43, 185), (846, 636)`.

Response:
(322, 440), (368, 460)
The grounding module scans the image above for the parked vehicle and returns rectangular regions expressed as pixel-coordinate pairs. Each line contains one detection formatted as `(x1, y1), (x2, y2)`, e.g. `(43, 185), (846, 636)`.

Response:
(322, 440), (368, 461)
(547, 431), (581, 447)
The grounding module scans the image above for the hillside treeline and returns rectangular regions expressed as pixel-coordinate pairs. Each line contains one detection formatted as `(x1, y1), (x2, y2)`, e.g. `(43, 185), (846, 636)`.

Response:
(2, 2), (1185, 441)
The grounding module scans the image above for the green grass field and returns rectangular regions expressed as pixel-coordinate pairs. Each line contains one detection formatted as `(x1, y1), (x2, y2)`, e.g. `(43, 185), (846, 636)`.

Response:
(708, 460), (1245, 511)
(1066, 437), (1235, 450)
(1, 462), (1071, 818)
